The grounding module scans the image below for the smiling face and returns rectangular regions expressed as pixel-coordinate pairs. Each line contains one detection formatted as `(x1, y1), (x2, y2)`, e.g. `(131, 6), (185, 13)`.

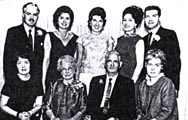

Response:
(90, 15), (104, 34)
(146, 57), (163, 78)
(23, 4), (39, 27)
(144, 9), (160, 30)
(60, 61), (75, 81)
(58, 13), (71, 30)
(17, 57), (30, 75)
(122, 13), (137, 33)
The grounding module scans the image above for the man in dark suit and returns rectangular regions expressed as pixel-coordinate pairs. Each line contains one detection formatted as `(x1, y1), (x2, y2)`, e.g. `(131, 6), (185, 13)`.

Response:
(3, 2), (46, 84)
(86, 51), (136, 120)
(142, 5), (181, 94)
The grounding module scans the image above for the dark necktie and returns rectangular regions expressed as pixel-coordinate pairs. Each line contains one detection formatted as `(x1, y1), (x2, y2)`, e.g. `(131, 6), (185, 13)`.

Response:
(28, 29), (33, 50)
(148, 32), (152, 45)
(103, 78), (112, 114)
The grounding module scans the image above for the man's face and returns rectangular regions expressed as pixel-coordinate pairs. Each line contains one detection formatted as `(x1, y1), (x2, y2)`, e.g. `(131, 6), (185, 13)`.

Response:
(144, 10), (160, 30)
(23, 4), (39, 27)
(106, 54), (121, 75)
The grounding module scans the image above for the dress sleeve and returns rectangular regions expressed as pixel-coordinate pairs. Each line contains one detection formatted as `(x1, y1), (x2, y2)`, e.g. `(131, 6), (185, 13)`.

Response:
(155, 80), (177, 120)
(1, 82), (13, 97)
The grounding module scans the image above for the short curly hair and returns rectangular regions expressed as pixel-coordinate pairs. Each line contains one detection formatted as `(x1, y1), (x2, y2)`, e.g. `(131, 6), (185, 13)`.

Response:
(57, 55), (76, 72)
(53, 5), (74, 30)
(88, 7), (106, 31)
(145, 49), (167, 67)
(144, 5), (161, 17)
(122, 5), (143, 28)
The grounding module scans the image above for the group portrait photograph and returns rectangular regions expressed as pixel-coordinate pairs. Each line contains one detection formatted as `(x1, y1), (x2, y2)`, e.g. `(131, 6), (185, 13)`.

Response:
(0, 0), (187, 120)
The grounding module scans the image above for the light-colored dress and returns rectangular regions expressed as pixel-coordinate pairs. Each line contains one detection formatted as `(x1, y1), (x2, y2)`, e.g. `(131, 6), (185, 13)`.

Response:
(77, 32), (114, 93)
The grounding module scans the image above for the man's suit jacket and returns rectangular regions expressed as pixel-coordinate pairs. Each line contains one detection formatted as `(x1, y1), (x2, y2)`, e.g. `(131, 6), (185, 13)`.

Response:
(86, 74), (136, 120)
(142, 26), (181, 91)
(3, 24), (46, 83)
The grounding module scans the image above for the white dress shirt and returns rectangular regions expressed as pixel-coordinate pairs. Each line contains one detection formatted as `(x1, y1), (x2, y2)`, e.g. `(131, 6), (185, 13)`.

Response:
(100, 74), (118, 107)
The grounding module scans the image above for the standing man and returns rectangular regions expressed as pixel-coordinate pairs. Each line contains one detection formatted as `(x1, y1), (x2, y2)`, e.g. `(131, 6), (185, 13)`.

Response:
(86, 51), (136, 120)
(142, 5), (181, 95)
(3, 2), (46, 84)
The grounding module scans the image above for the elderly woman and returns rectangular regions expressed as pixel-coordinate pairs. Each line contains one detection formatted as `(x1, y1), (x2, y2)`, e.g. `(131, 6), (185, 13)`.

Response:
(136, 49), (178, 120)
(44, 55), (87, 120)
(43, 5), (78, 93)
(76, 7), (114, 93)
(115, 5), (144, 83)
(0, 52), (43, 120)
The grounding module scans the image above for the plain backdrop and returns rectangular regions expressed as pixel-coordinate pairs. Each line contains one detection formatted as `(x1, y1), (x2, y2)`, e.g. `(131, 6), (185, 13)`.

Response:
(0, 0), (187, 119)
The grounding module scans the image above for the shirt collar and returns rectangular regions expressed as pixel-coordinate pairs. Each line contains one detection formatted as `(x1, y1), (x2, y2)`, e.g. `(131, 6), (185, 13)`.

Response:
(148, 24), (160, 35)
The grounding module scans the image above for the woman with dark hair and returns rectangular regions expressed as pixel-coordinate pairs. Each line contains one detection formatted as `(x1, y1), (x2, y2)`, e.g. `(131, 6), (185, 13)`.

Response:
(76, 7), (114, 93)
(136, 49), (178, 120)
(44, 55), (87, 120)
(115, 5), (144, 83)
(0, 52), (43, 120)
(42, 5), (78, 93)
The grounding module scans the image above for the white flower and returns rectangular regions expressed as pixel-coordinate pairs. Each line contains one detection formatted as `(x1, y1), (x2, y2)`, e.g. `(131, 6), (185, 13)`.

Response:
(36, 30), (43, 36)
(153, 34), (161, 42)
(99, 79), (104, 84)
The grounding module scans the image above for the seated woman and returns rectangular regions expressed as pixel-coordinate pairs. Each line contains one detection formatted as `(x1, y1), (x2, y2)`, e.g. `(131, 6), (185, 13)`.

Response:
(44, 55), (87, 120)
(0, 52), (43, 120)
(136, 49), (178, 120)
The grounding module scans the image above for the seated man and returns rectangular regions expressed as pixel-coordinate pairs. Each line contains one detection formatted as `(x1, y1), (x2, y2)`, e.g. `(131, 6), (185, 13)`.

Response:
(86, 51), (136, 120)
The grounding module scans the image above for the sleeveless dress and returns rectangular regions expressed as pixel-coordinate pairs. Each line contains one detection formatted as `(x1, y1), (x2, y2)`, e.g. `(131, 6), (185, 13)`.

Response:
(45, 32), (78, 91)
(115, 35), (142, 79)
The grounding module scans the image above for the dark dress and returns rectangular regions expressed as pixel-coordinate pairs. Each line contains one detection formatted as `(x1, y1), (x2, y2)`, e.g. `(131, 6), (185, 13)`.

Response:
(45, 32), (78, 91)
(115, 35), (142, 78)
(1, 75), (43, 120)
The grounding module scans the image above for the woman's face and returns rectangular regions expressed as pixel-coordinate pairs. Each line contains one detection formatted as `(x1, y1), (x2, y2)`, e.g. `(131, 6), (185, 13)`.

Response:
(58, 13), (71, 30)
(17, 57), (30, 75)
(146, 57), (163, 78)
(60, 61), (75, 81)
(90, 15), (104, 34)
(122, 13), (136, 33)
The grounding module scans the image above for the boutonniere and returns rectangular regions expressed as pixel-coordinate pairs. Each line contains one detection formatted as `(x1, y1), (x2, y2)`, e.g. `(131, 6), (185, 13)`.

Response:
(99, 79), (104, 84)
(72, 81), (84, 90)
(153, 34), (161, 42)
(36, 30), (43, 36)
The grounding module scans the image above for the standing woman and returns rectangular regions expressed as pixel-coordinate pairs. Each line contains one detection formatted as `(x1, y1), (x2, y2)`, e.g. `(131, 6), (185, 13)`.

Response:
(0, 52), (43, 120)
(136, 49), (178, 120)
(115, 5), (144, 83)
(76, 7), (114, 93)
(42, 6), (78, 92)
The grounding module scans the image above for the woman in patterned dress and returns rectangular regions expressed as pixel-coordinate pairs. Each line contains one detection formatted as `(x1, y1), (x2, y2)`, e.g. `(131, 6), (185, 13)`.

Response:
(76, 7), (114, 93)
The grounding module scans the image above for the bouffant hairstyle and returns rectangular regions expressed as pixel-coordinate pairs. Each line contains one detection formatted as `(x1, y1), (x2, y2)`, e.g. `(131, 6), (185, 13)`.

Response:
(88, 7), (107, 31)
(122, 5), (143, 28)
(53, 5), (74, 30)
